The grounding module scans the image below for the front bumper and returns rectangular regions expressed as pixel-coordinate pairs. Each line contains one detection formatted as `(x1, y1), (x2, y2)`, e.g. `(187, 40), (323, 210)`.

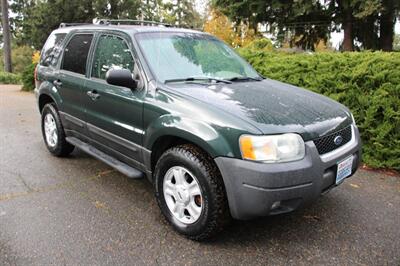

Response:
(215, 125), (362, 220)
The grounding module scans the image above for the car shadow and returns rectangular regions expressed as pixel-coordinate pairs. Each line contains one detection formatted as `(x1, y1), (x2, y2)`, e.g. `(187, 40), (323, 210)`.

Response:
(206, 193), (352, 246)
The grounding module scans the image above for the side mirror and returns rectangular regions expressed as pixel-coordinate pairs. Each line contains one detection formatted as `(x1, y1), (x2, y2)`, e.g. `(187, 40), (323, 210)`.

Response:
(105, 68), (138, 90)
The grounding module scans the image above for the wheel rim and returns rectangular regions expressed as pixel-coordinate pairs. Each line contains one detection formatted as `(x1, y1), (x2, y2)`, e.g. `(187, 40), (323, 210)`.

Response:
(163, 166), (203, 224)
(44, 113), (58, 148)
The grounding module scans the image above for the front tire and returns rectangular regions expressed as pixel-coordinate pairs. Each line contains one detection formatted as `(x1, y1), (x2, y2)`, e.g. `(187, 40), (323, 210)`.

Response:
(41, 103), (74, 157)
(154, 144), (230, 240)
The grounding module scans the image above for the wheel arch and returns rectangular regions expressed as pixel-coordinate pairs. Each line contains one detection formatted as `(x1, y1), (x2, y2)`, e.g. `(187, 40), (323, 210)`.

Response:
(144, 115), (235, 176)
(38, 93), (56, 113)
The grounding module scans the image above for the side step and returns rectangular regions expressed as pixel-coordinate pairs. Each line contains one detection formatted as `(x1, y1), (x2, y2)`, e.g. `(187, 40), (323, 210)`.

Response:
(66, 137), (144, 179)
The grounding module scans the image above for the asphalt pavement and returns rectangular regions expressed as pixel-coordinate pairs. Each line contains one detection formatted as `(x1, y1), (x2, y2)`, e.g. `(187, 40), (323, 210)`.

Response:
(0, 85), (399, 265)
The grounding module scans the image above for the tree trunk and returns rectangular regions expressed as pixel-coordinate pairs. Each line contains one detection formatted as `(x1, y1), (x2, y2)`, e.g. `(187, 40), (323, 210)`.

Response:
(342, 9), (353, 51)
(1, 0), (12, 72)
(177, 0), (182, 26)
(380, 0), (394, 51)
(363, 16), (377, 50)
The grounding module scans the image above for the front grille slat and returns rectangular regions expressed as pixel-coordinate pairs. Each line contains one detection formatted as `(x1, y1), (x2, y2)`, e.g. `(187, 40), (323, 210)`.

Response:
(313, 126), (352, 155)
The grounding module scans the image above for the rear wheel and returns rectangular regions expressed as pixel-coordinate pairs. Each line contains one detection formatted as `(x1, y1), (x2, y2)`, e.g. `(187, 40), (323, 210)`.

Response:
(41, 103), (74, 156)
(154, 144), (230, 240)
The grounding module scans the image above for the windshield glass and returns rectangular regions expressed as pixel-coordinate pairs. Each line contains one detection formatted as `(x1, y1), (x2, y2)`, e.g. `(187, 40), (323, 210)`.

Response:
(135, 32), (261, 83)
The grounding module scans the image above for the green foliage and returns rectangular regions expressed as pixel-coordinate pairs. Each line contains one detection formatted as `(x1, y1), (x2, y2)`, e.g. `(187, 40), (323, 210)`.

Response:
(163, 0), (203, 28)
(10, 0), (203, 49)
(213, 0), (399, 51)
(237, 49), (400, 169)
(1, 46), (35, 74)
(21, 63), (36, 91)
(10, 46), (34, 73)
(243, 38), (274, 51)
(0, 72), (21, 84)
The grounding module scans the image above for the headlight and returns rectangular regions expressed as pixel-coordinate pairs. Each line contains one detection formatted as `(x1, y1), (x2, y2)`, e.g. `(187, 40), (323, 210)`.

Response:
(239, 133), (305, 163)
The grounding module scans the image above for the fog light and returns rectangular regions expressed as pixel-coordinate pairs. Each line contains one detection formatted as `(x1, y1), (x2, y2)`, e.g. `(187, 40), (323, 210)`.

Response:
(271, 201), (281, 210)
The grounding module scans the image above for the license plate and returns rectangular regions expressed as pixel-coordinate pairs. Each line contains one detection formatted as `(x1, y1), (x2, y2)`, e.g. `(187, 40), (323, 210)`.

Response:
(336, 155), (353, 184)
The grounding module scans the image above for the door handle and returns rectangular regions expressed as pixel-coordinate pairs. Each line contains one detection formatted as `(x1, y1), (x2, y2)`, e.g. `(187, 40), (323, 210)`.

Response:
(87, 90), (100, 101)
(53, 80), (62, 87)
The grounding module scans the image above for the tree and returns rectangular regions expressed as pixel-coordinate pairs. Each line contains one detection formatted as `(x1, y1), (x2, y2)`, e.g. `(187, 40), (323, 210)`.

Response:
(204, 9), (258, 47)
(213, 0), (332, 51)
(139, 0), (162, 21)
(213, 0), (399, 51)
(204, 9), (238, 46)
(1, 0), (12, 72)
(11, 0), (99, 49)
(379, 0), (396, 51)
(162, 0), (203, 28)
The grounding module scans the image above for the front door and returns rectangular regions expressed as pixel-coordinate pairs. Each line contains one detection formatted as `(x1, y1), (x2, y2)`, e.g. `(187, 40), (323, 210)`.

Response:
(83, 34), (145, 165)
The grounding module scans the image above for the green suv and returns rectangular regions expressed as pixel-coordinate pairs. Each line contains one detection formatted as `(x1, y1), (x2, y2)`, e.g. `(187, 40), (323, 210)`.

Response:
(35, 20), (361, 240)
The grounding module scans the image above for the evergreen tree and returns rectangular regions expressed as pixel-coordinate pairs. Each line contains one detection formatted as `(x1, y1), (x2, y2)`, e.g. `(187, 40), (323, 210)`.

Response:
(162, 0), (203, 28)
(213, 0), (399, 51)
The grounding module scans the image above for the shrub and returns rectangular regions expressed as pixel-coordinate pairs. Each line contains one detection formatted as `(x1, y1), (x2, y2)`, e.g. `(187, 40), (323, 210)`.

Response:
(0, 72), (21, 84)
(237, 49), (400, 170)
(21, 63), (37, 91)
(0, 45), (35, 74)
(243, 38), (274, 51)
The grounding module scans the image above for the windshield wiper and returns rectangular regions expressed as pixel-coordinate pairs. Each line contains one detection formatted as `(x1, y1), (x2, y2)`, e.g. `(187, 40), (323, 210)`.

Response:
(228, 76), (264, 82)
(164, 77), (232, 84)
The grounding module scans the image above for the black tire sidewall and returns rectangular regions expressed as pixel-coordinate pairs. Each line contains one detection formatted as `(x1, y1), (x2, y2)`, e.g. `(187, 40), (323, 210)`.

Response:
(154, 148), (218, 238)
(41, 103), (68, 156)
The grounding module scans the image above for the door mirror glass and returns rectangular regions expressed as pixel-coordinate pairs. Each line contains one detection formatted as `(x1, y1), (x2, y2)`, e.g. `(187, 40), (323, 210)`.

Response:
(106, 68), (138, 89)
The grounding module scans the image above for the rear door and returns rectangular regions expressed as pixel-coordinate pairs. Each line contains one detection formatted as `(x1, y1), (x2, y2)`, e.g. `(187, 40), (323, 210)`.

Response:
(57, 33), (94, 135)
(36, 32), (67, 90)
(83, 33), (145, 165)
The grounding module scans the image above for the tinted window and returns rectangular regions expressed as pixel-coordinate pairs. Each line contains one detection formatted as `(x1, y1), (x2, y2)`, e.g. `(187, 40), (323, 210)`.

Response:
(40, 33), (66, 67)
(92, 35), (134, 79)
(62, 34), (93, 75)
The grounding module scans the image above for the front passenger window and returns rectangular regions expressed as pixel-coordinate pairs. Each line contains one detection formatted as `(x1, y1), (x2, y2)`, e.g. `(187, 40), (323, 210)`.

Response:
(92, 35), (134, 80)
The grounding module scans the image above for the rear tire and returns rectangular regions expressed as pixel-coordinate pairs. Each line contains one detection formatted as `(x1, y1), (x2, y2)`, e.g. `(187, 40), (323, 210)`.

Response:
(154, 144), (230, 240)
(41, 103), (74, 157)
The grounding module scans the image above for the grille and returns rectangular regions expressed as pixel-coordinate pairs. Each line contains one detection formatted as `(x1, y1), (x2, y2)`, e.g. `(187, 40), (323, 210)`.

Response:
(313, 126), (352, 155)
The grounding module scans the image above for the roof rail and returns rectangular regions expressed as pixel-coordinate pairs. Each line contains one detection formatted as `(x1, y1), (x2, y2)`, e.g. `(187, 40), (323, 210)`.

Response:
(93, 18), (173, 27)
(59, 19), (201, 30)
(59, 22), (90, 28)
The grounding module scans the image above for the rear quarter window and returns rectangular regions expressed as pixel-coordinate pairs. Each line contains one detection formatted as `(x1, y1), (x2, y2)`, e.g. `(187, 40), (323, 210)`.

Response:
(40, 33), (67, 67)
(61, 34), (93, 75)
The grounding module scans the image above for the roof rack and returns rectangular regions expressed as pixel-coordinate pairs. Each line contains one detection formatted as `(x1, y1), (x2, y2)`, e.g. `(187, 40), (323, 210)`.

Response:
(59, 22), (90, 28)
(93, 18), (173, 27)
(58, 18), (201, 30)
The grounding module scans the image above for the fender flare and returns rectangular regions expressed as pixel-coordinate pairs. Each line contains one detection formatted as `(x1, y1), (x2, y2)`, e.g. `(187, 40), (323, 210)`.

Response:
(144, 114), (234, 158)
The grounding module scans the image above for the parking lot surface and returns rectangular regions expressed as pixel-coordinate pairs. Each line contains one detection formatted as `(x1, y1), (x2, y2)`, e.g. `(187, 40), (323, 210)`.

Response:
(1, 85), (399, 265)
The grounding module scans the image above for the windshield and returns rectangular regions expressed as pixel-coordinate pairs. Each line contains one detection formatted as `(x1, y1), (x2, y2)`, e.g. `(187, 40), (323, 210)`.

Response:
(135, 32), (261, 83)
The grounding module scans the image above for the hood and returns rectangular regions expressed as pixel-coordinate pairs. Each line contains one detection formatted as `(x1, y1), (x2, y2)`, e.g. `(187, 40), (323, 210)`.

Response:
(165, 79), (352, 140)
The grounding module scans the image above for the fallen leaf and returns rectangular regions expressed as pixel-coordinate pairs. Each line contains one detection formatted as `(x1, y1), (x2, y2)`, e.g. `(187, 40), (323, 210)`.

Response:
(350, 183), (360, 188)
(303, 215), (321, 221)
(94, 201), (106, 209)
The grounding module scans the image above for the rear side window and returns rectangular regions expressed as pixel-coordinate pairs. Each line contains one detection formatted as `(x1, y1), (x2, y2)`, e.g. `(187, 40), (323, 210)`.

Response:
(40, 33), (66, 67)
(91, 35), (134, 80)
(61, 34), (93, 75)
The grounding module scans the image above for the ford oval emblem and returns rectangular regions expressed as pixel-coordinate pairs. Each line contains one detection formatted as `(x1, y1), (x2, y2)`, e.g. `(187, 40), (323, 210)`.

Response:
(334, 135), (343, 146)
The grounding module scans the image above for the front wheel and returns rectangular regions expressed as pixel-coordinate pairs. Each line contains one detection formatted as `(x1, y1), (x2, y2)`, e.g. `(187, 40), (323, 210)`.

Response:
(154, 144), (230, 240)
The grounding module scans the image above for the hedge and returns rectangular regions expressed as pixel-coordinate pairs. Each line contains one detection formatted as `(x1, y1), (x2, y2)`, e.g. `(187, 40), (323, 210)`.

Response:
(0, 72), (21, 84)
(237, 49), (400, 170)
